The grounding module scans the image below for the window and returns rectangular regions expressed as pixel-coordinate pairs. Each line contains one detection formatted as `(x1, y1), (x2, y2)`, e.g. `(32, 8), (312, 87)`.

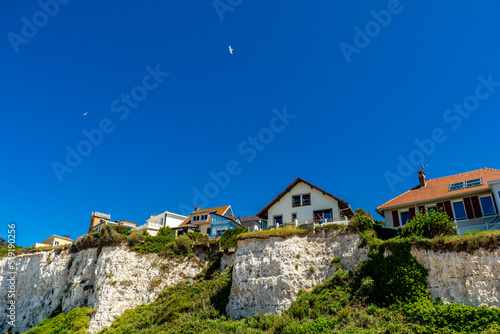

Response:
(449, 178), (482, 191)
(262, 221), (268, 229)
(302, 194), (311, 206)
(480, 196), (496, 216)
(292, 194), (311, 207)
(193, 216), (199, 222)
(452, 201), (467, 220)
(207, 228), (211, 235)
(400, 211), (411, 226)
(274, 215), (283, 225)
(216, 229), (225, 235)
(291, 213), (297, 221)
(427, 206), (438, 214)
(200, 214), (208, 221)
(323, 211), (333, 219)
(54, 241), (60, 246)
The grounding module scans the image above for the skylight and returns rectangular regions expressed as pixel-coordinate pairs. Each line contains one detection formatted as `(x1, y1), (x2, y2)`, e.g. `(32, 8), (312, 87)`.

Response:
(448, 178), (482, 191)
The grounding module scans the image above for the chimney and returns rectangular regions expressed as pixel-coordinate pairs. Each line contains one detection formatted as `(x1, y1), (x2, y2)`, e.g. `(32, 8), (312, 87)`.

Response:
(195, 204), (200, 211)
(417, 169), (426, 187)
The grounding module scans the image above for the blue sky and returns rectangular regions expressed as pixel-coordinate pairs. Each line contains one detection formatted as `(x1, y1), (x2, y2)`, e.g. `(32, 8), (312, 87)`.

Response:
(2, 1), (500, 246)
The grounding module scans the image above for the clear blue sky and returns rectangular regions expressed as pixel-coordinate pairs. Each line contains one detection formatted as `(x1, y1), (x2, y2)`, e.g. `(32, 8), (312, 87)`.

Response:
(2, 1), (500, 246)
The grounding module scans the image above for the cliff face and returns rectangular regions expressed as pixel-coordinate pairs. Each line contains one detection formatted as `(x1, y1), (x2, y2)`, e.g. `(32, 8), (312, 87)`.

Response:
(225, 230), (368, 318)
(0, 246), (203, 334)
(2, 231), (500, 333)
(411, 248), (500, 308)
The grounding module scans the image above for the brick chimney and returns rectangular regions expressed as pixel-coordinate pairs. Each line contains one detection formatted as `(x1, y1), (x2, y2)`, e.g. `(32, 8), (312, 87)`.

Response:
(417, 169), (426, 188)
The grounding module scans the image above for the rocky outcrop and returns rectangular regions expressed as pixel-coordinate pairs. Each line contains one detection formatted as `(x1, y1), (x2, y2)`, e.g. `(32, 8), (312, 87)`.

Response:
(0, 246), (203, 333)
(412, 248), (500, 307)
(226, 229), (368, 318)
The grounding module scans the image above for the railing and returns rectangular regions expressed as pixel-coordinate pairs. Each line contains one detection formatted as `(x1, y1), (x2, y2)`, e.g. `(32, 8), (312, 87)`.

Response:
(136, 222), (162, 231)
(455, 215), (500, 235)
(263, 217), (349, 231)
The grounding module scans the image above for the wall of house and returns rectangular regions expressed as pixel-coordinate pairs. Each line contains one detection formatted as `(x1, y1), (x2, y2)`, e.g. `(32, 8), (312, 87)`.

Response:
(489, 182), (500, 214)
(383, 190), (496, 229)
(147, 213), (185, 228)
(267, 183), (340, 226)
(0, 246), (203, 334)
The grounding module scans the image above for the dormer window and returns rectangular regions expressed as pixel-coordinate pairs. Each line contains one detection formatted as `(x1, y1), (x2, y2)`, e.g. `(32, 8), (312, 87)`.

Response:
(449, 178), (482, 191)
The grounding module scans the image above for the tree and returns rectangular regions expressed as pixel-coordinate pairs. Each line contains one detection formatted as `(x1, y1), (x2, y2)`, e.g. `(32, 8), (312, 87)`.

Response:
(157, 226), (174, 237)
(401, 209), (456, 238)
(348, 208), (374, 232)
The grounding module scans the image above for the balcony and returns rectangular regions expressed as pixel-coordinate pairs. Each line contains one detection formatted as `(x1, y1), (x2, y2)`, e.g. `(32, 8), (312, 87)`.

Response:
(263, 217), (349, 231)
(136, 222), (162, 231)
(455, 215), (500, 235)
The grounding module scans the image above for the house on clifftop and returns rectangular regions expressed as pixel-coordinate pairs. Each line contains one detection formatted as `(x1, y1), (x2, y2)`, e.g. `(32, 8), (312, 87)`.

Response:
(257, 178), (354, 229)
(376, 168), (500, 234)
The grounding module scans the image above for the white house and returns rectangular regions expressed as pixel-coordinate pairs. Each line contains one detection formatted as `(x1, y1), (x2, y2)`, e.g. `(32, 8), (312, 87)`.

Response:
(376, 168), (500, 234)
(257, 178), (354, 228)
(136, 210), (187, 236)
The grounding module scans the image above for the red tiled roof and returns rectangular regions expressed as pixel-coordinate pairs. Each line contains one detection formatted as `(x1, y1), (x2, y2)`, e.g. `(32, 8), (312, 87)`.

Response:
(177, 205), (231, 227)
(377, 168), (500, 212)
(257, 178), (354, 219)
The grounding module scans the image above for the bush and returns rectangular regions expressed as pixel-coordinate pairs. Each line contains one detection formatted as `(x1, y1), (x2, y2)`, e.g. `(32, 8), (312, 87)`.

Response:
(401, 209), (456, 238)
(219, 227), (248, 250)
(349, 208), (374, 232)
(127, 231), (144, 247)
(186, 232), (205, 243)
(157, 226), (174, 237)
(169, 235), (194, 256)
(24, 307), (93, 334)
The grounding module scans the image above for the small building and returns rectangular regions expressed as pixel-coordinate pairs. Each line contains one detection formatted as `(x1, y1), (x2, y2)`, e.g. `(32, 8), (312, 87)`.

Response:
(174, 205), (242, 237)
(136, 210), (187, 236)
(88, 212), (137, 233)
(239, 216), (262, 232)
(376, 168), (500, 234)
(33, 235), (72, 248)
(257, 178), (355, 228)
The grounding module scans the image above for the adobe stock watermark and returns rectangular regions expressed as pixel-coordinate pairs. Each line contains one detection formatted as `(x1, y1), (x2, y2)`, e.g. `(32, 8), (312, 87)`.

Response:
(384, 74), (499, 191)
(213, 0), (242, 21)
(5, 223), (17, 330)
(339, 0), (408, 64)
(7, 0), (71, 54)
(177, 106), (296, 215)
(51, 64), (169, 183)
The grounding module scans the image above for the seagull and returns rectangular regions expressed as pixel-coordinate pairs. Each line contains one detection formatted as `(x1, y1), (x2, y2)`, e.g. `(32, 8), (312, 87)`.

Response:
(83, 112), (88, 116)
(229, 46), (233, 54)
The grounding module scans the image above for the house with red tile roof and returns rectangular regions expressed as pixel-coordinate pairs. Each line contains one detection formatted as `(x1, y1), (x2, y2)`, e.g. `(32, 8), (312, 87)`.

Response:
(173, 205), (242, 237)
(257, 178), (354, 228)
(376, 168), (500, 234)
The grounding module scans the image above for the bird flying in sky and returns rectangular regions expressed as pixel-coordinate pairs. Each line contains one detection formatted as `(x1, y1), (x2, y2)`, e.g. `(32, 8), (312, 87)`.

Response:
(83, 112), (88, 116)
(229, 46), (233, 54)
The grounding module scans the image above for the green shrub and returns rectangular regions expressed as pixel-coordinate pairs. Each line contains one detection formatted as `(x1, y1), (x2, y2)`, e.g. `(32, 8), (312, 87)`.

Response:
(157, 226), (174, 237)
(348, 208), (374, 232)
(219, 227), (248, 250)
(401, 209), (456, 238)
(25, 307), (93, 334)
(186, 231), (205, 242)
(358, 239), (429, 305)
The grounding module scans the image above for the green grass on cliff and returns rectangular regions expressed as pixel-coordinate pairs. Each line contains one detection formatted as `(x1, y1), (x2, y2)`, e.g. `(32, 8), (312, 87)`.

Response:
(24, 307), (93, 334)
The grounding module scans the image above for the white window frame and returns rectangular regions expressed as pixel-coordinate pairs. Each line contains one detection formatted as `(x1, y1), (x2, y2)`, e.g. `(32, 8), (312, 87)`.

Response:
(399, 211), (411, 226)
(291, 193), (311, 207)
(451, 201), (468, 221)
(479, 196), (496, 217)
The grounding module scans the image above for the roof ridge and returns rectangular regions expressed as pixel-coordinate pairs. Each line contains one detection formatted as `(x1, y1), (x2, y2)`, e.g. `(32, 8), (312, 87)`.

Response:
(426, 167), (500, 182)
